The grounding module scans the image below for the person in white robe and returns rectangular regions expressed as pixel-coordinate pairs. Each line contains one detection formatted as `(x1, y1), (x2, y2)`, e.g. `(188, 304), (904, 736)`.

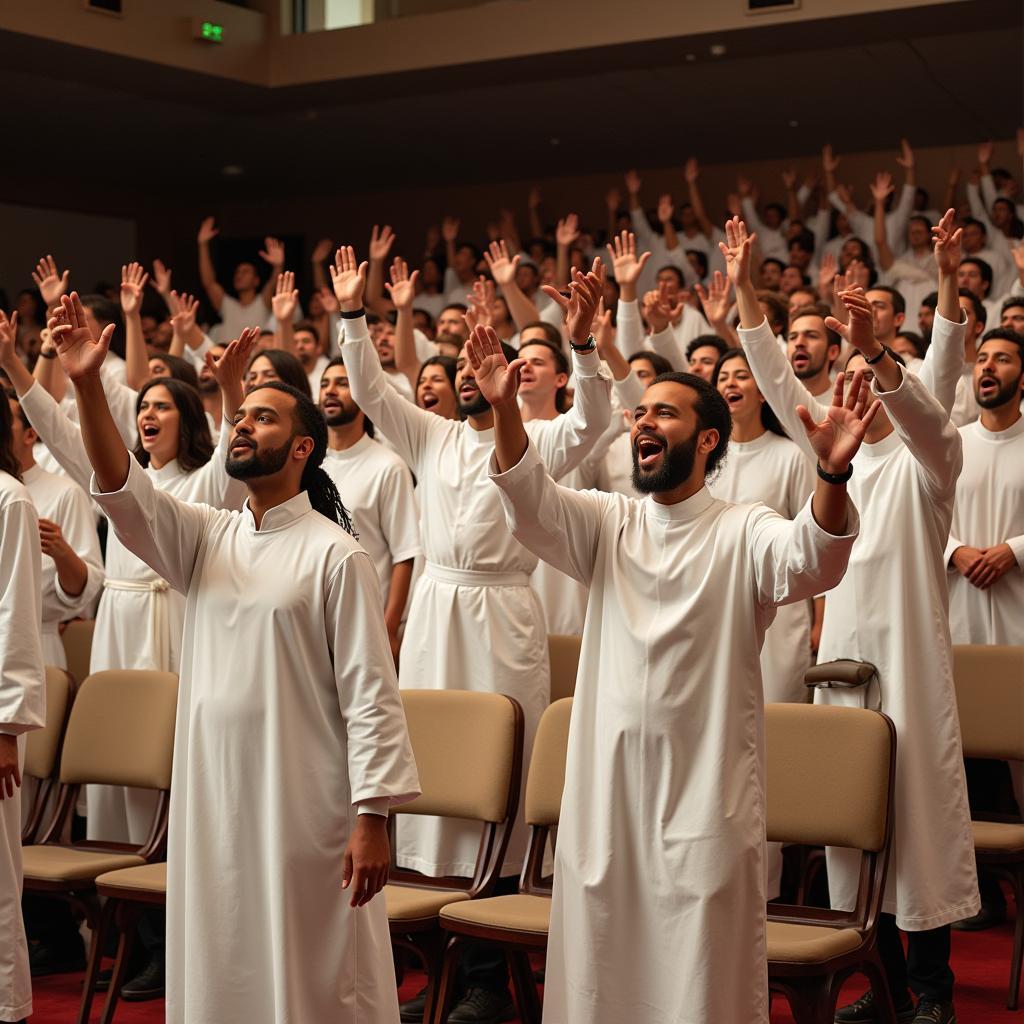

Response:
(468, 307), (869, 1024)
(0, 381), (47, 1024)
(333, 245), (610, 1022)
(318, 356), (420, 660)
(50, 293), (420, 1024)
(734, 211), (979, 1023)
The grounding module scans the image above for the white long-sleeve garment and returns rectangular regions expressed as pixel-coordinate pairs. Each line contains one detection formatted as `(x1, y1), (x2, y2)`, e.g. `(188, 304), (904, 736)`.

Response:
(0, 471), (45, 1024)
(342, 313), (611, 876)
(489, 441), (858, 1024)
(22, 464), (104, 668)
(91, 458), (420, 1024)
(945, 414), (1024, 645)
(740, 318), (980, 930)
(708, 432), (815, 702)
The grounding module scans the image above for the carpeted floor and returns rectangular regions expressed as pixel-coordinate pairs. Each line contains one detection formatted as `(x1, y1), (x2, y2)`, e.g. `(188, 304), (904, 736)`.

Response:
(28, 911), (1020, 1022)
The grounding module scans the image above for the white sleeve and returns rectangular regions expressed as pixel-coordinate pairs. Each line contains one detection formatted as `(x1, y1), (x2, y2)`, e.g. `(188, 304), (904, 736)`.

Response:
(19, 382), (93, 493)
(885, 184), (916, 251)
(44, 484), (105, 621)
(412, 328), (436, 364)
(916, 310), (968, 416)
(615, 299), (644, 358)
(647, 326), (687, 369)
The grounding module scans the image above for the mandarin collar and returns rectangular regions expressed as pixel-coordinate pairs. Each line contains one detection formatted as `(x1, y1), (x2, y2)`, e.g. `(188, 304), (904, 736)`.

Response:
(645, 486), (715, 522)
(242, 489), (313, 533)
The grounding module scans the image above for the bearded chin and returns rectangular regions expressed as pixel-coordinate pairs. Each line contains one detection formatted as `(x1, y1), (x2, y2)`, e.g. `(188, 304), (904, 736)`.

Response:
(459, 391), (491, 417)
(631, 433), (698, 494)
(976, 379), (1021, 410)
(226, 440), (291, 480)
(323, 406), (359, 427)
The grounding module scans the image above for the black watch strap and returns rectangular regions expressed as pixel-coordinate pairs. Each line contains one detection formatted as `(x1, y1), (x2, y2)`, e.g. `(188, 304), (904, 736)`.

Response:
(817, 462), (853, 485)
(339, 307), (365, 320)
(570, 334), (596, 352)
(864, 346), (887, 365)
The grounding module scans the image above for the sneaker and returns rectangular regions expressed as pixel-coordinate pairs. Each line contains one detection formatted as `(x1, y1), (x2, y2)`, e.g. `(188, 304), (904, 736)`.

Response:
(912, 1000), (956, 1023)
(120, 956), (165, 1001)
(835, 988), (916, 1023)
(399, 986), (428, 1024)
(446, 987), (517, 1024)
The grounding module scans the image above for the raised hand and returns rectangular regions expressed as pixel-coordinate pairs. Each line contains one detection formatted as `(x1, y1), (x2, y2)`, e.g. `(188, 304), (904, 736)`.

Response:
(684, 157), (699, 184)
(719, 216), (758, 289)
(542, 259), (604, 345)
(272, 271), (299, 322)
(624, 169), (642, 197)
(38, 519), (73, 561)
(977, 140), (994, 168)
(931, 208), (962, 276)
(312, 238), (334, 264)
(657, 194), (675, 225)
(0, 310), (19, 367)
(796, 369), (881, 474)
(818, 251), (838, 294)
(642, 288), (684, 335)
(206, 327), (259, 389)
(259, 237), (286, 270)
(725, 192), (742, 218)
(49, 293), (113, 381)
(694, 271), (732, 326)
(781, 167), (798, 191)
(465, 324), (526, 409)
(120, 262), (149, 316)
(483, 240), (519, 289)
(151, 258), (172, 298)
(330, 246), (368, 312)
(821, 144), (840, 174)
(895, 138), (915, 170)
(826, 287), (876, 354)
(464, 277), (494, 333)
(441, 216), (460, 244)
(605, 187), (622, 212)
(385, 257), (419, 310)
(32, 255), (70, 308)
(369, 224), (396, 262)
(870, 171), (895, 203)
(736, 175), (753, 198)
(168, 291), (199, 335)
(318, 286), (340, 316)
(605, 231), (651, 287)
(556, 213), (580, 248)
(528, 186), (542, 210)
(197, 217), (219, 244)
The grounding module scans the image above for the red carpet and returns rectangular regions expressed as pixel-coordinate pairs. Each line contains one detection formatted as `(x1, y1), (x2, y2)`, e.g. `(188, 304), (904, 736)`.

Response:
(28, 911), (1019, 1022)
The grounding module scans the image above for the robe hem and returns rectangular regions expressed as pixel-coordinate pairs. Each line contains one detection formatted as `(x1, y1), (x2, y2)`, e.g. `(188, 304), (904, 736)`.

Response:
(887, 895), (982, 932)
(0, 996), (32, 1020)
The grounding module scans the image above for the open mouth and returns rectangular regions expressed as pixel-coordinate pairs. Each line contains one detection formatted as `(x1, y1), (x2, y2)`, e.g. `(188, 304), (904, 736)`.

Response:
(141, 424), (160, 441)
(978, 377), (999, 395)
(634, 433), (665, 469)
(421, 392), (439, 409)
(723, 390), (743, 406)
(791, 352), (810, 370)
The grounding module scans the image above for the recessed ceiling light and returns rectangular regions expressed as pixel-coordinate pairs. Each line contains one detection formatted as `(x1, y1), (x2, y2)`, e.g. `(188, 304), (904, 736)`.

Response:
(685, 53), (696, 61)
(788, 120), (799, 128)
(709, 44), (727, 56)
(550, 137), (561, 146)
(221, 165), (244, 177)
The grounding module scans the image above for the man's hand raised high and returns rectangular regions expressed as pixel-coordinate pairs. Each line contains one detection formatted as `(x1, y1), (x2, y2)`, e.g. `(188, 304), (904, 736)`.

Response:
(330, 246), (368, 313)
(32, 255), (70, 309)
(606, 231), (651, 303)
(483, 240), (520, 289)
(796, 369), (881, 477)
(542, 259), (604, 346)
(466, 324), (525, 411)
(50, 293), (114, 382)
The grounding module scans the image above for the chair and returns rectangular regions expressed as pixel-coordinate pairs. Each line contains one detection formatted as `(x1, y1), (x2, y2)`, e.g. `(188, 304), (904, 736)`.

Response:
(547, 634), (581, 702)
(433, 697), (573, 1024)
(765, 703), (897, 1024)
(21, 666), (76, 844)
(387, 690), (524, 1024)
(61, 618), (95, 684)
(21, 669), (177, 1001)
(952, 644), (1024, 1010)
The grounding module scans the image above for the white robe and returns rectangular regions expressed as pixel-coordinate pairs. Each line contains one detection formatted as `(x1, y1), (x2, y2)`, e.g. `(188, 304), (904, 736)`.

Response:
(19, 381), (244, 842)
(342, 313), (611, 877)
(489, 442), (859, 1024)
(0, 472), (46, 1024)
(22, 464), (104, 668)
(323, 434), (421, 608)
(92, 458), (420, 1024)
(740, 317), (980, 930)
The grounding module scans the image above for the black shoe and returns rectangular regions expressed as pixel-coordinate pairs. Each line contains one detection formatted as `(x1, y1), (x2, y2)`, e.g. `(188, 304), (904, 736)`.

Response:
(93, 967), (112, 992)
(120, 956), (165, 1001)
(29, 939), (86, 977)
(400, 986), (429, 1024)
(951, 903), (1006, 931)
(912, 1000), (955, 1024)
(835, 988), (916, 1023)
(446, 987), (516, 1024)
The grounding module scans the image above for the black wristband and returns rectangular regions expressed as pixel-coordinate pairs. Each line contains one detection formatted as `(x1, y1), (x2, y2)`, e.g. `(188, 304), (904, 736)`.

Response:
(339, 307), (365, 320)
(817, 462), (853, 485)
(864, 346), (887, 365)
(570, 334), (596, 352)
(39, 349), (58, 359)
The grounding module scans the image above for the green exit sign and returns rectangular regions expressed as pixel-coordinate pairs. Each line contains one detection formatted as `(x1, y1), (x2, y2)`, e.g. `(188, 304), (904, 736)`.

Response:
(192, 19), (224, 43)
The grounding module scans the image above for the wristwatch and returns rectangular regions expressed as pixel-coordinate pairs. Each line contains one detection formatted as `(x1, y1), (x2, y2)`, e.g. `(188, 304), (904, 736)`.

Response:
(570, 334), (596, 353)
(817, 462), (853, 484)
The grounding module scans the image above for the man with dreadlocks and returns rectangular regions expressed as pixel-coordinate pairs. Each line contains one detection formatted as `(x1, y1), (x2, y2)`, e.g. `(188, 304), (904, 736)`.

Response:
(51, 292), (420, 1024)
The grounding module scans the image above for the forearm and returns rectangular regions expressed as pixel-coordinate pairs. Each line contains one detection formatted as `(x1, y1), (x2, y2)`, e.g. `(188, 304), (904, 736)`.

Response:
(33, 348), (68, 402)
(72, 374), (131, 493)
(614, 298), (643, 355)
(383, 560), (413, 636)
(501, 278), (540, 332)
(492, 400), (530, 474)
(1, 349), (36, 397)
(873, 200), (893, 271)
(733, 276), (763, 330)
(275, 317), (295, 353)
(662, 221), (679, 252)
(52, 549), (89, 599)
(198, 243), (220, 300)
(393, 305), (420, 384)
(124, 312), (149, 390)
(810, 478), (850, 536)
(689, 181), (713, 238)
(600, 341), (631, 381)
(366, 259), (389, 316)
(936, 266), (960, 323)
(555, 245), (570, 289)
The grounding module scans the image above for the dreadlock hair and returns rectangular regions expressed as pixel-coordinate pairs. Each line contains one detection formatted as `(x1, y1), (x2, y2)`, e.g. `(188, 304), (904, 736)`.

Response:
(711, 348), (788, 438)
(0, 389), (21, 481)
(249, 381), (355, 535)
(133, 378), (214, 472)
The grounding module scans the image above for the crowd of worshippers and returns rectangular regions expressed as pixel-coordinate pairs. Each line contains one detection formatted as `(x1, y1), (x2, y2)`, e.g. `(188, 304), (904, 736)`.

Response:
(1, 134), (1023, 1024)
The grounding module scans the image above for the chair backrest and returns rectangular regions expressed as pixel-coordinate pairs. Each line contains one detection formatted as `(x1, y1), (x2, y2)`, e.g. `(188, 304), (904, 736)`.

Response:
(953, 645), (1024, 761)
(524, 698), (572, 827)
(547, 634), (581, 703)
(59, 670), (178, 791)
(60, 619), (95, 684)
(766, 704), (894, 853)
(24, 666), (75, 782)
(398, 690), (523, 823)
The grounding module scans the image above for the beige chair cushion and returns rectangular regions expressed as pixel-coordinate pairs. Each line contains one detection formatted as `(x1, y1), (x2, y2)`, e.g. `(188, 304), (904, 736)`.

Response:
(96, 862), (167, 894)
(548, 635), (581, 703)
(525, 698), (572, 827)
(24, 667), (73, 781)
(61, 619), (95, 685)
(60, 670), (178, 790)
(385, 884), (470, 921)
(766, 704), (892, 851)
(440, 894), (551, 936)
(398, 691), (518, 822)
(973, 820), (1024, 853)
(953, 646), (1024, 761)
(767, 922), (863, 963)
(22, 846), (145, 883)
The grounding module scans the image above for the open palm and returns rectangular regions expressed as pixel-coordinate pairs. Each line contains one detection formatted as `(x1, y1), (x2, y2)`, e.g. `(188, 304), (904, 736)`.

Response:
(50, 293), (112, 381)
(797, 370), (881, 473)
(466, 325), (524, 407)
(330, 246), (367, 311)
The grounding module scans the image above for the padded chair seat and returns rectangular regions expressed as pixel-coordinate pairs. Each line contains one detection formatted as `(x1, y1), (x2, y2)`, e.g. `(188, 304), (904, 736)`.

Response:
(767, 922), (863, 963)
(386, 884), (470, 921)
(440, 894), (551, 936)
(22, 846), (145, 883)
(973, 820), (1024, 852)
(96, 862), (167, 895)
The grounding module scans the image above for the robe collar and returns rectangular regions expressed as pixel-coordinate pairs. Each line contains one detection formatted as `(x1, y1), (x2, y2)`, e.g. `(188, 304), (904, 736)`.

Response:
(644, 485), (715, 522)
(974, 413), (1024, 442)
(857, 430), (903, 461)
(326, 433), (373, 463)
(21, 464), (44, 486)
(729, 431), (775, 453)
(242, 489), (313, 534)
(465, 425), (495, 447)
(148, 458), (184, 482)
